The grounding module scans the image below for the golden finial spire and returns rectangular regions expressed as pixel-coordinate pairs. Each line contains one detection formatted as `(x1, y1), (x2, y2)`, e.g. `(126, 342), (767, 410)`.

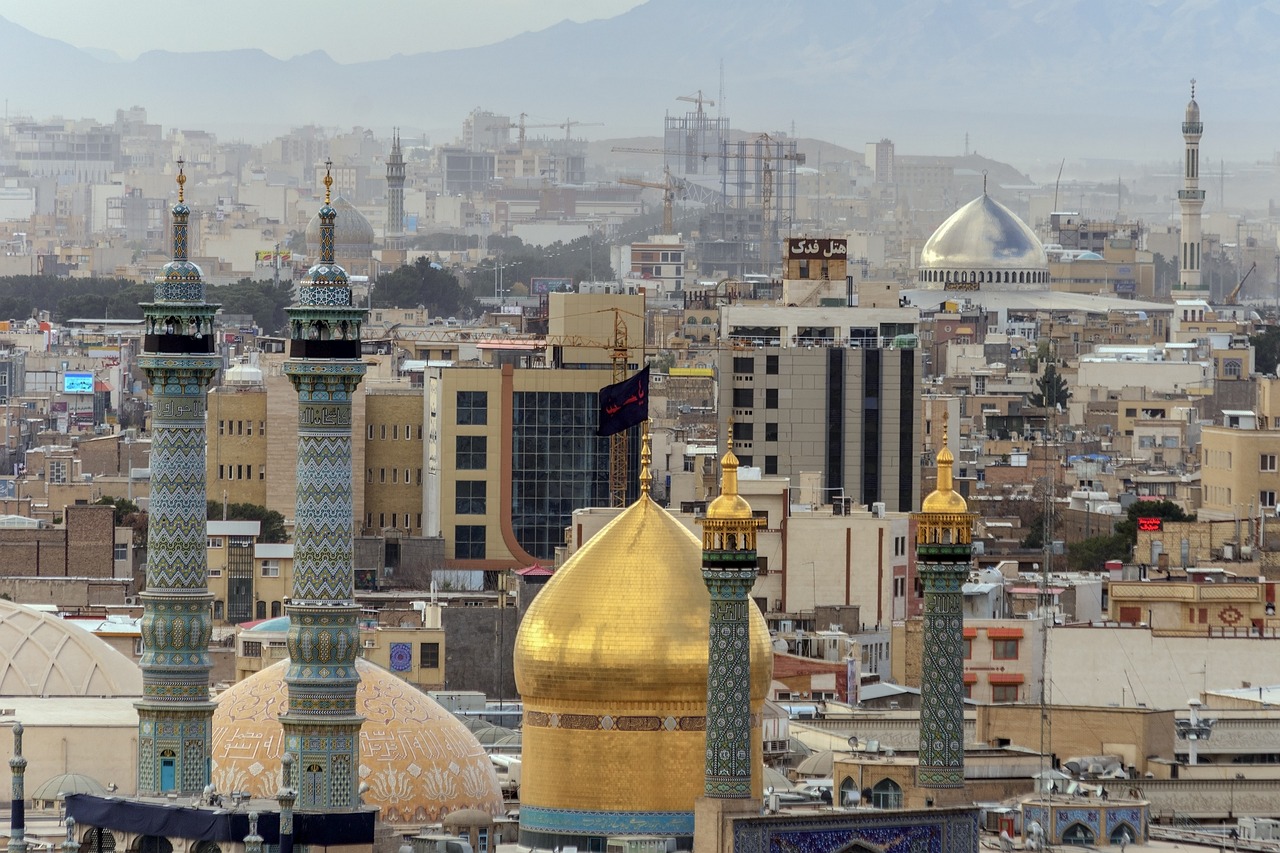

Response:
(639, 419), (652, 497)
(324, 159), (333, 205)
(176, 157), (186, 202)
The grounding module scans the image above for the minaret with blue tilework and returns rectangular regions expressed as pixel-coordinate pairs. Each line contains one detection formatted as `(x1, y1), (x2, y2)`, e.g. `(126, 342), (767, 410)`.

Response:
(9, 721), (27, 853)
(280, 162), (368, 811)
(697, 423), (764, 799)
(136, 161), (221, 796)
(913, 411), (974, 802)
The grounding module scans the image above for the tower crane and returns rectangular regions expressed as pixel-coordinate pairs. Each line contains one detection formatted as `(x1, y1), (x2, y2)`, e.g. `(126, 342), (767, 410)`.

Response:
(483, 113), (564, 148)
(617, 166), (686, 234)
(723, 134), (806, 275)
(1226, 261), (1256, 305)
(676, 91), (716, 116)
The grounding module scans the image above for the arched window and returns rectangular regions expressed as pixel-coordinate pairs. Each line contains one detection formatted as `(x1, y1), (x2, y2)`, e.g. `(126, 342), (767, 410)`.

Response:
(1062, 823), (1095, 845)
(1109, 825), (1136, 846)
(133, 838), (173, 853)
(271, 600), (282, 618)
(839, 776), (859, 807)
(256, 600), (266, 620)
(83, 828), (116, 853)
(871, 777), (902, 808)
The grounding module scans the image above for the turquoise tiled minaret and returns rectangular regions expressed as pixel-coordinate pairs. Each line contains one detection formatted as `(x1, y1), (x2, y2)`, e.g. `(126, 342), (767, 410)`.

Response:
(280, 162), (368, 811)
(9, 721), (26, 853)
(913, 413), (974, 802)
(697, 425), (764, 798)
(136, 161), (221, 795)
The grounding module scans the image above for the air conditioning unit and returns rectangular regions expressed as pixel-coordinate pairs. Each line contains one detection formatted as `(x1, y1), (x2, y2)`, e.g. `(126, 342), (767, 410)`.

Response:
(871, 501), (886, 519)
(362, 639), (376, 649)
(123, 596), (139, 606)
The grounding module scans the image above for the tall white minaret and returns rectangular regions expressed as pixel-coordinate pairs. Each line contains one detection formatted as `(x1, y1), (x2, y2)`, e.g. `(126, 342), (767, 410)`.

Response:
(1178, 79), (1207, 297)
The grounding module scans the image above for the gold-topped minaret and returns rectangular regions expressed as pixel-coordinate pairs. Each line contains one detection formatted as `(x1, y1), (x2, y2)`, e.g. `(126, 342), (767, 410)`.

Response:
(912, 410), (975, 802)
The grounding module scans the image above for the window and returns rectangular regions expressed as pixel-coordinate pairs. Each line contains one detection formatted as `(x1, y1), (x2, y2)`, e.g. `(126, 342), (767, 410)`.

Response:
(392, 425), (399, 440)
(457, 390), (488, 425)
(219, 420), (226, 436)
(379, 468), (386, 483)
(455, 525), (486, 559)
(765, 388), (778, 409)
(766, 355), (779, 375)
(1263, 491), (1277, 509)
(380, 424), (386, 440)
(367, 468), (373, 483)
(114, 542), (128, 561)
(871, 778), (902, 809)
(49, 459), (68, 484)
(208, 568), (222, 578)
(420, 642), (440, 669)
(963, 639), (972, 659)
(992, 639), (1019, 660)
(207, 537), (224, 549)
(736, 422), (754, 441)
(1263, 454), (1277, 472)
(213, 600), (224, 620)
(765, 422), (779, 442)
(992, 684), (1020, 703)
(732, 387), (753, 408)
(764, 455), (777, 475)
(218, 464), (224, 480)
(261, 560), (280, 578)
(456, 480), (487, 514)
(456, 436), (487, 469)
(733, 356), (754, 374)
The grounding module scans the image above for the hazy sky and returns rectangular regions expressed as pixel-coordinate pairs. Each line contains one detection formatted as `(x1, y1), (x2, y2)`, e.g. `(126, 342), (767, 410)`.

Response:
(0, 0), (646, 63)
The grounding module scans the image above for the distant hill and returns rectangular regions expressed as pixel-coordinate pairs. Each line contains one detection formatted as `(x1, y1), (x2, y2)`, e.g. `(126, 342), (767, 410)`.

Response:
(3, 0), (1277, 168)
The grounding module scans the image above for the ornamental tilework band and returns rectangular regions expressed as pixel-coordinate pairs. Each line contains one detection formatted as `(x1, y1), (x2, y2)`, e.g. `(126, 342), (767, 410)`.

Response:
(702, 560), (757, 798)
(523, 710), (710, 732)
(917, 562), (968, 788)
(519, 805), (694, 838)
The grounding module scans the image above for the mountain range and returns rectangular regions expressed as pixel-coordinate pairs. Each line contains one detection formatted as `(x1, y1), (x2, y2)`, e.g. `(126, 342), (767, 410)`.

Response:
(4, 0), (1279, 173)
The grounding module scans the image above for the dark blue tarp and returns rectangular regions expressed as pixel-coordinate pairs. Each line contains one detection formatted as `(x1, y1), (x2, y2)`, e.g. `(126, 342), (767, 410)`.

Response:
(66, 794), (375, 846)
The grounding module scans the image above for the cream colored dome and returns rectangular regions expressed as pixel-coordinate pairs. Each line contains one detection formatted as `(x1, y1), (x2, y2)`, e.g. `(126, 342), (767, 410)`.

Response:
(305, 196), (375, 257)
(918, 194), (1049, 291)
(0, 599), (142, 696)
(212, 658), (503, 825)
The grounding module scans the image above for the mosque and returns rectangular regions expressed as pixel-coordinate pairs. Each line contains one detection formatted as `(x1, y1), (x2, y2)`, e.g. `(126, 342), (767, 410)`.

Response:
(7, 160), (983, 853)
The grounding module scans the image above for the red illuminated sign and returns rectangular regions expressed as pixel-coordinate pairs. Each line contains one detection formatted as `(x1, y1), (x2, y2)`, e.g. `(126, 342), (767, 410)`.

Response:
(1137, 517), (1163, 532)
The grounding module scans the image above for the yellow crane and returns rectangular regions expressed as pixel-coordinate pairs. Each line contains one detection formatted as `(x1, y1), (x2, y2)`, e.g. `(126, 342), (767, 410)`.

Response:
(617, 165), (685, 233)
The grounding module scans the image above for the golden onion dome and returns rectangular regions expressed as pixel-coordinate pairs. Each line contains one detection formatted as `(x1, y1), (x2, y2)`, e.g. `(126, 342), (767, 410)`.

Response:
(514, 494), (773, 705)
(921, 442), (969, 514)
(212, 657), (504, 824)
(706, 433), (754, 520)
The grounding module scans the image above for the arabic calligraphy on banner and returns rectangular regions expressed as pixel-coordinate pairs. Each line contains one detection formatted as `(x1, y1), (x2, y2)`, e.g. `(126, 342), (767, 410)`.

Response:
(787, 238), (848, 260)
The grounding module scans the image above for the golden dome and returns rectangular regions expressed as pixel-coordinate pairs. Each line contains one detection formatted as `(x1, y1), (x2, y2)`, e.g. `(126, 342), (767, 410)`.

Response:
(516, 497), (770, 703)
(921, 441), (969, 514)
(212, 658), (503, 825)
(514, 492), (773, 826)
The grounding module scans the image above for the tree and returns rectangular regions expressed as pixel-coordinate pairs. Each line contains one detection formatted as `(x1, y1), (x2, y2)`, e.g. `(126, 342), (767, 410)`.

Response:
(98, 495), (148, 545)
(209, 278), (293, 334)
(374, 257), (478, 317)
(1251, 327), (1280, 376)
(1030, 363), (1071, 409)
(207, 501), (288, 543)
(96, 495), (140, 525)
(1066, 499), (1195, 571)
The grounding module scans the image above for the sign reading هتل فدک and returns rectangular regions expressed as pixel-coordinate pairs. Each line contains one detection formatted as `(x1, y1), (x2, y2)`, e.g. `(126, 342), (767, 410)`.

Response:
(1137, 517), (1163, 532)
(787, 238), (847, 260)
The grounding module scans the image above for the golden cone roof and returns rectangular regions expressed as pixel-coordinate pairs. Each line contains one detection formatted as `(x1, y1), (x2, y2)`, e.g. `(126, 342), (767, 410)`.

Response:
(212, 657), (503, 824)
(921, 439), (968, 514)
(514, 493), (772, 705)
(707, 429), (754, 521)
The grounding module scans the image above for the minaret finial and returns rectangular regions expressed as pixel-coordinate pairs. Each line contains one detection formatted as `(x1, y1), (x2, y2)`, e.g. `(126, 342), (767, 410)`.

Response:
(982, 170), (988, 196)
(639, 420), (652, 497)
(1191, 78), (1196, 100)
(726, 416), (735, 454)
(323, 159), (333, 205)
(176, 158), (186, 203)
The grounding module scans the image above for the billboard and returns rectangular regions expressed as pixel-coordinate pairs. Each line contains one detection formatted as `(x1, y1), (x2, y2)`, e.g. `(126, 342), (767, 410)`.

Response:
(787, 238), (848, 260)
(63, 372), (94, 394)
(530, 277), (573, 294)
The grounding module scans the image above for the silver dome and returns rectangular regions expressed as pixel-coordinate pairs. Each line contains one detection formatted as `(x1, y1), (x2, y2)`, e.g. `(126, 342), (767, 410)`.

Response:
(917, 194), (1049, 291)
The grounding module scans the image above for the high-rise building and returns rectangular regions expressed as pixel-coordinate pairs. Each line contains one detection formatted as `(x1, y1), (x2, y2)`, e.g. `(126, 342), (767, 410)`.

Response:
(718, 345), (921, 512)
(1177, 80), (1207, 297)
(280, 163), (368, 811)
(912, 413), (974, 804)
(134, 162), (221, 796)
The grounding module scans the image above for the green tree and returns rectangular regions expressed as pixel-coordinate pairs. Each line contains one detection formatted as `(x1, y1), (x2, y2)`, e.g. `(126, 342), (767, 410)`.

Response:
(1029, 363), (1071, 409)
(207, 501), (288, 543)
(374, 257), (478, 317)
(209, 278), (293, 334)
(1251, 327), (1280, 375)
(1067, 532), (1131, 571)
(95, 495), (140, 525)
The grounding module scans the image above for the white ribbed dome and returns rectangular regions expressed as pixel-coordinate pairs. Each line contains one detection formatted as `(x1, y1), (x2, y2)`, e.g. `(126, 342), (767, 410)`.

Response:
(0, 600), (142, 696)
(918, 194), (1049, 291)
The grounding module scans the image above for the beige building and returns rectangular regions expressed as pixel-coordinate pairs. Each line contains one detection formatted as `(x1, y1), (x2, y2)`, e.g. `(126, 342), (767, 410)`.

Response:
(206, 361), (269, 507)
(1200, 423), (1280, 520)
(205, 520), (261, 624)
(1109, 577), (1277, 635)
(892, 617), (1046, 704)
(361, 383), (424, 535)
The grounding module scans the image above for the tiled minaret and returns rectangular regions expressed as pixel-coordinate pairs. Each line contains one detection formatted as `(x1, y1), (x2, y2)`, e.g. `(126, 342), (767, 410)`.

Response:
(9, 722), (26, 853)
(1177, 79), (1207, 297)
(280, 162), (368, 811)
(136, 161), (221, 795)
(913, 412), (975, 803)
(385, 129), (405, 255)
(697, 424), (764, 798)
